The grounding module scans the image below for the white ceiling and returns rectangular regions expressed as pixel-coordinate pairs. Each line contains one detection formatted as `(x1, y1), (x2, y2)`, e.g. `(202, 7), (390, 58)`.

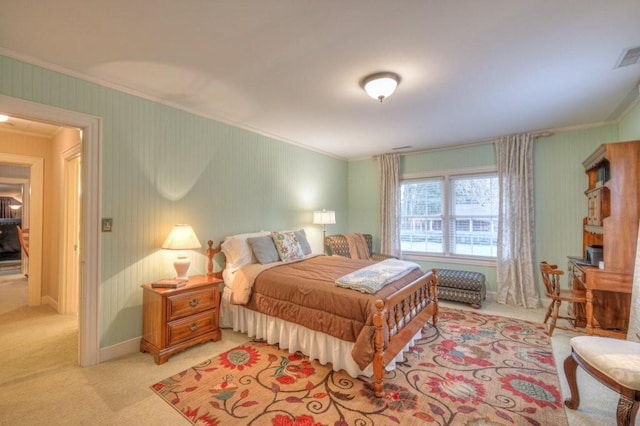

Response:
(0, 183), (22, 202)
(0, 1), (639, 159)
(0, 116), (61, 138)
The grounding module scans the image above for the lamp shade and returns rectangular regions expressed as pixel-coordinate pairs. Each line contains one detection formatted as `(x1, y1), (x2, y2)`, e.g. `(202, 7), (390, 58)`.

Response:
(313, 210), (336, 225)
(361, 72), (400, 102)
(162, 224), (201, 250)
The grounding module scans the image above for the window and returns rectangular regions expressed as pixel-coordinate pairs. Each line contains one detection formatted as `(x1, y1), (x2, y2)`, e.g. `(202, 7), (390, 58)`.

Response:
(400, 171), (498, 258)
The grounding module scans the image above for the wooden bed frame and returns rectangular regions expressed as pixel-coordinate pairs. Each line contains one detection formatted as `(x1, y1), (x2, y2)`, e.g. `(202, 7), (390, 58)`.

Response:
(205, 240), (439, 398)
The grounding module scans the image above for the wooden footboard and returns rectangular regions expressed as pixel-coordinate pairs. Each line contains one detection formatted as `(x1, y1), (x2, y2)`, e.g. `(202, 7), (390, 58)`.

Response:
(206, 240), (438, 398)
(372, 269), (438, 397)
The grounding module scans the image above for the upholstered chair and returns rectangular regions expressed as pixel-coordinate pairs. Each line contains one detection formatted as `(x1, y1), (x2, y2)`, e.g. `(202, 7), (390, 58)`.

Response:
(324, 233), (396, 261)
(562, 230), (640, 425)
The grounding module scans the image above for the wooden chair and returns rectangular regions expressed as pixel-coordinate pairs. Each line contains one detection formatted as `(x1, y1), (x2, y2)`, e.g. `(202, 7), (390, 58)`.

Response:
(17, 225), (29, 258)
(539, 261), (587, 336)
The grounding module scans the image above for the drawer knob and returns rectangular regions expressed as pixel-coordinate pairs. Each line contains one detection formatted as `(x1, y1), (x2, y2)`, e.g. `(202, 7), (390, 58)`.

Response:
(190, 323), (200, 331)
(189, 298), (200, 307)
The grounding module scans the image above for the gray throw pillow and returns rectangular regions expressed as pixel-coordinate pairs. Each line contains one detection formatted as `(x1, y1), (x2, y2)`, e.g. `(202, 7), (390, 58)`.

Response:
(247, 235), (280, 264)
(295, 229), (312, 255)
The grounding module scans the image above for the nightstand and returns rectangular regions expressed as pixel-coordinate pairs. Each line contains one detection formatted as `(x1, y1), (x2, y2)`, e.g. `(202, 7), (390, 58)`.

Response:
(140, 275), (222, 364)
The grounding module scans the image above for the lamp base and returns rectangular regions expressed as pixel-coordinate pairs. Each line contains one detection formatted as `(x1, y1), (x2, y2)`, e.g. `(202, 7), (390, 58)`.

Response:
(173, 256), (191, 280)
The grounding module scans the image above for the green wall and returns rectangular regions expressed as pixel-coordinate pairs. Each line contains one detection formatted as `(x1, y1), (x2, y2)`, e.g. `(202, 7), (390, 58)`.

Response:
(619, 101), (640, 141)
(533, 125), (618, 271)
(347, 159), (379, 236)
(0, 55), (348, 347)
(402, 143), (496, 174)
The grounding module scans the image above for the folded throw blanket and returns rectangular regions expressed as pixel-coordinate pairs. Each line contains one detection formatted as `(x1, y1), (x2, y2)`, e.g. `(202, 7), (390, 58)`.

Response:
(345, 233), (371, 260)
(335, 258), (420, 294)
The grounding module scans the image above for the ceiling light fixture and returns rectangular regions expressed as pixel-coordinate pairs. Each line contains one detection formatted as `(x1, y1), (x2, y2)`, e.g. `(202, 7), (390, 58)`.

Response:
(0, 114), (9, 122)
(361, 72), (401, 102)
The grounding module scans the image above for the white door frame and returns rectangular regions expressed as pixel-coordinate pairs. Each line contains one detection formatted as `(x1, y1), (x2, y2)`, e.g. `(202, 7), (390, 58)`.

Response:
(0, 95), (102, 366)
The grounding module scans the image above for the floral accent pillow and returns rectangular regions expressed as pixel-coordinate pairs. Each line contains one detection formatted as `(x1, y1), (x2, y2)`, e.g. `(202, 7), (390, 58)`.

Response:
(271, 231), (304, 262)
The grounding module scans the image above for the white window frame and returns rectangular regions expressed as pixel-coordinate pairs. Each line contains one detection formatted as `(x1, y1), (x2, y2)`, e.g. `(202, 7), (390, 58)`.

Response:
(401, 166), (497, 266)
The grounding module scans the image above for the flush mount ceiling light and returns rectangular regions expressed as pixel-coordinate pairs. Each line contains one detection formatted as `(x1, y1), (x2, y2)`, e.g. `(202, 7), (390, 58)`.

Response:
(360, 72), (401, 102)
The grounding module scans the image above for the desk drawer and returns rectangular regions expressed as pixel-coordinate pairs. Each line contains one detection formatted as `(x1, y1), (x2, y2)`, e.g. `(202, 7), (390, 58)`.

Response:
(167, 288), (216, 321)
(167, 309), (216, 346)
(573, 267), (585, 285)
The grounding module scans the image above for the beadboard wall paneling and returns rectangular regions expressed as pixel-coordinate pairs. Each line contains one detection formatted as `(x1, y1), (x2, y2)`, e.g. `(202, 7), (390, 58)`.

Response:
(402, 143), (496, 175)
(347, 159), (379, 239)
(533, 125), (618, 273)
(0, 54), (347, 348)
(619, 100), (640, 141)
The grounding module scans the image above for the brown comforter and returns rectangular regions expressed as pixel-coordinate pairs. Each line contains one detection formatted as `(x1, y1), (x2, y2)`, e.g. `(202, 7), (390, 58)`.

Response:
(242, 255), (425, 369)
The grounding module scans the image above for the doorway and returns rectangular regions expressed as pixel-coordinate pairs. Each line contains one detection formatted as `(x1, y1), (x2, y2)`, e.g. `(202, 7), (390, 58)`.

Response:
(0, 178), (26, 275)
(0, 154), (43, 306)
(0, 94), (101, 366)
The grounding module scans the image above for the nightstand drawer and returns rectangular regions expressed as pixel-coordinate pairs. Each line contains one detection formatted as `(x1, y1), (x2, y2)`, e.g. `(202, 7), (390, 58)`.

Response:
(167, 309), (216, 346)
(167, 288), (216, 320)
(141, 275), (222, 364)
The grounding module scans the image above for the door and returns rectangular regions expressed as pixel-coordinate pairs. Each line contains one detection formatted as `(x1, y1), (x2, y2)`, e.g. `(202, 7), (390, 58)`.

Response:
(60, 147), (81, 315)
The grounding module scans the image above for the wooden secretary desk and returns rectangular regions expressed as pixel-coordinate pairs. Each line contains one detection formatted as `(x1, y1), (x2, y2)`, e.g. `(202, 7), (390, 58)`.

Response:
(567, 140), (640, 338)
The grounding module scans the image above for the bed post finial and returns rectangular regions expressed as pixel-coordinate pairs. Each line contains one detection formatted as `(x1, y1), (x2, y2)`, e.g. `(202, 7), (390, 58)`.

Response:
(206, 240), (214, 278)
(205, 240), (224, 280)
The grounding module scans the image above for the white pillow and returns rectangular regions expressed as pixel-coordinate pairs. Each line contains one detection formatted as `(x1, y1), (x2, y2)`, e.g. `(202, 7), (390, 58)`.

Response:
(221, 231), (269, 271)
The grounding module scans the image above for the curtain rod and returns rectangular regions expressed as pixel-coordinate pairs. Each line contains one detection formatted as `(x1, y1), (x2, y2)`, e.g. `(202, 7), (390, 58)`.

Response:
(372, 131), (554, 159)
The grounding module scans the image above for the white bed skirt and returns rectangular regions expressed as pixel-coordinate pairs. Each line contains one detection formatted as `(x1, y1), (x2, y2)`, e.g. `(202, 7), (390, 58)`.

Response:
(220, 287), (421, 378)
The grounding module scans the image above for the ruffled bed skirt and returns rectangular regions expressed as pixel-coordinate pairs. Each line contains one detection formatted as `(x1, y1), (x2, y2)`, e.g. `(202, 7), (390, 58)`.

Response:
(220, 287), (421, 378)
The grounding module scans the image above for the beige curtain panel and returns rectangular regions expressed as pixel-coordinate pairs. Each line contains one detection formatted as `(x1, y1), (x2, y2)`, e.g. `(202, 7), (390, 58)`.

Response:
(378, 153), (401, 258)
(495, 133), (539, 308)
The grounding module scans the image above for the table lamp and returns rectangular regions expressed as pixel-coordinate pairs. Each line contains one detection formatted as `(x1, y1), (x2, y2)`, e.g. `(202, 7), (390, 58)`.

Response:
(313, 209), (336, 242)
(162, 224), (202, 279)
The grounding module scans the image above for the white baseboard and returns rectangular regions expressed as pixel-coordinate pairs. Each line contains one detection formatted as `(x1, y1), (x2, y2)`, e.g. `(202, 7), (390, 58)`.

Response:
(99, 337), (141, 363)
(41, 295), (58, 311)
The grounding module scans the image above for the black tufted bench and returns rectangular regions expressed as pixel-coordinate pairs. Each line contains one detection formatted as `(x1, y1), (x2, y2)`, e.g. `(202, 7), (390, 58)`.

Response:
(437, 269), (486, 309)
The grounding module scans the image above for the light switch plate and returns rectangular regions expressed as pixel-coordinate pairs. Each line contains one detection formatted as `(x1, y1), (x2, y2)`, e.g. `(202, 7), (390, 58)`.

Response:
(102, 218), (113, 232)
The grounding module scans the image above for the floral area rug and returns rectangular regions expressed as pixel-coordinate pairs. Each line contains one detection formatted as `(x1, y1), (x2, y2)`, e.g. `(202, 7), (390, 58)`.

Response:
(151, 308), (568, 425)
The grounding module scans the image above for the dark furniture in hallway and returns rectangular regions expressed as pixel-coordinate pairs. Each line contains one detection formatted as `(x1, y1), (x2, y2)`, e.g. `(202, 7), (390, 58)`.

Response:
(0, 218), (21, 262)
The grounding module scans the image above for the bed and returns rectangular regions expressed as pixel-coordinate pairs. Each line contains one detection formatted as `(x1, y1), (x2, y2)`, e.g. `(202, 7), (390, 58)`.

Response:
(204, 231), (438, 397)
